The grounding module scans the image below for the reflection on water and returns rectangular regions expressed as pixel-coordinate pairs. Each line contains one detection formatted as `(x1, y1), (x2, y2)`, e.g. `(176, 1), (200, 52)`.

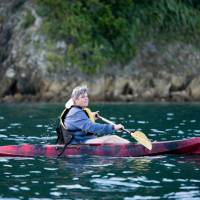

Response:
(1, 155), (200, 199)
(0, 103), (200, 199)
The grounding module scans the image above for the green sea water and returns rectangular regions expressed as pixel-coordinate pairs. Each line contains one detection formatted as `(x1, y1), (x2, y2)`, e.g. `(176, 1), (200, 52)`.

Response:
(0, 103), (200, 199)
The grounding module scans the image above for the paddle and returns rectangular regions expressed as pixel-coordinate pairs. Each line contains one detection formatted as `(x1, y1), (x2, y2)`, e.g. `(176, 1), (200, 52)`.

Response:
(97, 114), (152, 150)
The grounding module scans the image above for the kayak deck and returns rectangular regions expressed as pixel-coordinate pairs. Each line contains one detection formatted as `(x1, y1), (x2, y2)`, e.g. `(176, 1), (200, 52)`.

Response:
(0, 137), (199, 158)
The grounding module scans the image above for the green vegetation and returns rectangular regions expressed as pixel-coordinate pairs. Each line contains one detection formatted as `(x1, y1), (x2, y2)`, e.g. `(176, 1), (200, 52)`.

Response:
(47, 53), (66, 73)
(22, 11), (35, 29)
(36, 0), (200, 73)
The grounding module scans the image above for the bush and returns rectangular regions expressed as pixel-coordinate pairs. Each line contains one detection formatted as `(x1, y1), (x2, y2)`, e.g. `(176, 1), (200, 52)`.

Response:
(47, 53), (66, 73)
(36, 0), (200, 73)
(22, 12), (35, 29)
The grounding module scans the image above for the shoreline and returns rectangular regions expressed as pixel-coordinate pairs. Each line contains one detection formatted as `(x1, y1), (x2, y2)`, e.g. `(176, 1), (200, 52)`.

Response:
(1, 94), (200, 104)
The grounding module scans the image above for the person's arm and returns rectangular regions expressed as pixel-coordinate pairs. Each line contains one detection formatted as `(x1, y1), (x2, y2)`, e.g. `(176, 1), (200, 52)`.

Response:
(72, 110), (114, 135)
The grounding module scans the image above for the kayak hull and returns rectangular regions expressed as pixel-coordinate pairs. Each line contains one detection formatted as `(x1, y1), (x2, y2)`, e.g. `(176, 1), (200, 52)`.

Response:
(0, 137), (200, 158)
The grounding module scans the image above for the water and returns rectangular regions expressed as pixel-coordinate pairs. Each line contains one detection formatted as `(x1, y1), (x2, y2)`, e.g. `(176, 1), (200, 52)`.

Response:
(0, 103), (200, 199)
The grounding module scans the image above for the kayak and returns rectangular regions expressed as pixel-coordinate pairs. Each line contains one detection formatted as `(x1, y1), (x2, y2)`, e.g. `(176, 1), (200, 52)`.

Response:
(0, 137), (199, 158)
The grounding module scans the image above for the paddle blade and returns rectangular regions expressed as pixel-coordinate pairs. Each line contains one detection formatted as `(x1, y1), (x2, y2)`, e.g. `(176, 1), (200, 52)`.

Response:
(131, 131), (152, 150)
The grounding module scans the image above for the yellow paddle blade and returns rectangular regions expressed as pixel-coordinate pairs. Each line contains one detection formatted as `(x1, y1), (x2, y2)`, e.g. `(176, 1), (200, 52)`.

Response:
(131, 131), (152, 150)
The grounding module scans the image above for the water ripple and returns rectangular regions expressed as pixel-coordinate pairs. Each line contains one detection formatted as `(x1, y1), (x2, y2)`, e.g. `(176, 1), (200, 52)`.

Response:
(137, 120), (147, 124)
(0, 133), (7, 137)
(44, 168), (58, 171)
(125, 196), (160, 200)
(165, 191), (200, 199)
(150, 129), (165, 133)
(50, 191), (62, 197)
(57, 184), (90, 190)
(10, 123), (22, 126)
(20, 186), (30, 191)
(9, 187), (19, 192)
(91, 178), (140, 188)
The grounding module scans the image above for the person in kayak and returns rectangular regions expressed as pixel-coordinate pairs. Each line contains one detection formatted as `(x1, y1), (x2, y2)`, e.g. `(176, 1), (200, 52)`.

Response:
(59, 85), (130, 144)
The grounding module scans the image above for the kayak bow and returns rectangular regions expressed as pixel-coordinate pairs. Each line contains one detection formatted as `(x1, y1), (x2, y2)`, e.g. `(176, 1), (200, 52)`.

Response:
(0, 137), (199, 158)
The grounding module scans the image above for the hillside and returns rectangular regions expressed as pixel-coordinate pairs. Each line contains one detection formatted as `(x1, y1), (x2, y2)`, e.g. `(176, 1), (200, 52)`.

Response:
(1, 0), (200, 102)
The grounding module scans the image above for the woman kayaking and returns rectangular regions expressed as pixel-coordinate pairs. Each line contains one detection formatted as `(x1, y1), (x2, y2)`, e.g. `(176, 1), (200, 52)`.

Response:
(58, 85), (130, 144)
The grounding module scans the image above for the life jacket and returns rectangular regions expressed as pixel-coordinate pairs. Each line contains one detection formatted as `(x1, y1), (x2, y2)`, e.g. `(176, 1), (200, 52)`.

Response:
(83, 107), (95, 122)
(56, 106), (95, 144)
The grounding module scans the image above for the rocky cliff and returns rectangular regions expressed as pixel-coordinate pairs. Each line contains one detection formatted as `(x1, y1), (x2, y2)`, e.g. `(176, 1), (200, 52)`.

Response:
(1, 0), (200, 103)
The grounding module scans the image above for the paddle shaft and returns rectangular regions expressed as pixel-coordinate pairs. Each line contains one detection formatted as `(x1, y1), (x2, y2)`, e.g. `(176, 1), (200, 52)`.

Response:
(97, 115), (131, 134)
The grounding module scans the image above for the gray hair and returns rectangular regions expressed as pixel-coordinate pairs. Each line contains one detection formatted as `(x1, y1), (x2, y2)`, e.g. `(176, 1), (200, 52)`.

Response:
(71, 85), (88, 100)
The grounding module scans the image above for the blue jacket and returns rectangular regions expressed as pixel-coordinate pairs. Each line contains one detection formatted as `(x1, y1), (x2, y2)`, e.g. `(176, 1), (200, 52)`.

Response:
(64, 106), (114, 144)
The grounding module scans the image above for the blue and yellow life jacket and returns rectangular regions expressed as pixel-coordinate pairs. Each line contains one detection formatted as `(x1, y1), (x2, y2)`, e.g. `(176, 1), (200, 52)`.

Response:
(56, 106), (95, 144)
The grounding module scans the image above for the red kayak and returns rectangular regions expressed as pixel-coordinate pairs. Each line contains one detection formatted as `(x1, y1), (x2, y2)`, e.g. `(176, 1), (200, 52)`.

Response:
(0, 137), (199, 158)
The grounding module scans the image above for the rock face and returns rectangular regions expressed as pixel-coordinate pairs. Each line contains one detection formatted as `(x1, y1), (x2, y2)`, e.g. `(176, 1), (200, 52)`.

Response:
(1, 0), (200, 103)
(0, 0), (44, 101)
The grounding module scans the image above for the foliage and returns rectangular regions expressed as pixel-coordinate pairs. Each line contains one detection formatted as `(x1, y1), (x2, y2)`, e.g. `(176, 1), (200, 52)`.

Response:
(36, 0), (200, 73)
(22, 11), (35, 29)
(47, 53), (66, 73)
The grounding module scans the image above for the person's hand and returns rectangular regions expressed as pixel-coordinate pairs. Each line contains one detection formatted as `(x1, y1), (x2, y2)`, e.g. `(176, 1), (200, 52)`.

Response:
(113, 124), (124, 130)
(92, 111), (99, 121)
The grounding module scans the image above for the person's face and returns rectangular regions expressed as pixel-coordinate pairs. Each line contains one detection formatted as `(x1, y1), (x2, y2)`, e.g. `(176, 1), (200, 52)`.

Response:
(74, 93), (89, 107)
